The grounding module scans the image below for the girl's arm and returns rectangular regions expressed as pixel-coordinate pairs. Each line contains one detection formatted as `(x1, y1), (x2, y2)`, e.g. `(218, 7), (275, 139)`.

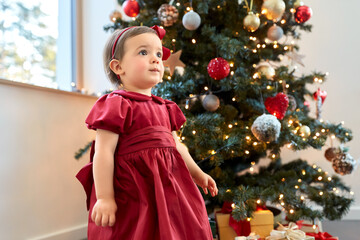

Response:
(91, 129), (119, 227)
(172, 131), (218, 197)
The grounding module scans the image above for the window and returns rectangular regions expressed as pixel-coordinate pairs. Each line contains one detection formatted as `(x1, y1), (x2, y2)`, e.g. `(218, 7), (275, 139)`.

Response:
(0, 0), (77, 91)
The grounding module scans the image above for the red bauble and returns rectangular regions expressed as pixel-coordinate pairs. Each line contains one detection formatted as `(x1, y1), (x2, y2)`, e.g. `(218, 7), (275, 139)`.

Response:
(207, 57), (230, 80)
(123, 0), (140, 17)
(313, 88), (327, 103)
(265, 92), (289, 120)
(295, 5), (312, 23)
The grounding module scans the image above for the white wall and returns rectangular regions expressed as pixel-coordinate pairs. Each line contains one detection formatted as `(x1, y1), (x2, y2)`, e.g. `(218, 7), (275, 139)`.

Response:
(0, 80), (97, 239)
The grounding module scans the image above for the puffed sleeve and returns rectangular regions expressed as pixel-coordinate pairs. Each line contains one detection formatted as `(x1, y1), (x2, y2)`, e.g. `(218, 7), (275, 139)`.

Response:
(85, 93), (132, 134)
(165, 99), (186, 131)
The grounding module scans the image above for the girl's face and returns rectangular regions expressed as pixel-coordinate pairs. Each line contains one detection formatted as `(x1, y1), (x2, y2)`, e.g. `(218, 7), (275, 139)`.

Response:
(118, 33), (164, 90)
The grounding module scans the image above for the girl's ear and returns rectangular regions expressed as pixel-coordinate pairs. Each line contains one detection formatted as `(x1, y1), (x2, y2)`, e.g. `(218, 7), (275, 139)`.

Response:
(109, 59), (124, 76)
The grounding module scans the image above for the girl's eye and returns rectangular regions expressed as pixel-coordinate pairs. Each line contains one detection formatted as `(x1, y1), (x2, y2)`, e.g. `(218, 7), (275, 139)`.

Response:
(139, 50), (147, 55)
(157, 52), (162, 58)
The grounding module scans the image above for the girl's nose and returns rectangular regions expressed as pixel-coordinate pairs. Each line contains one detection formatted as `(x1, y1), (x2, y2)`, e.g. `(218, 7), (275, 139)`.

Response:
(152, 58), (159, 64)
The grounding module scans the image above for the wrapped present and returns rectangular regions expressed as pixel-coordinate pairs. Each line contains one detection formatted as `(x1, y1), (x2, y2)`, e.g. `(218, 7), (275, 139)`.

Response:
(235, 233), (261, 240)
(215, 202), (251, 240)
(265, 223), (315, 240)
(296, 220), (323, 233)
(250, 210), (274, 239)
(306, 232), (339, 240)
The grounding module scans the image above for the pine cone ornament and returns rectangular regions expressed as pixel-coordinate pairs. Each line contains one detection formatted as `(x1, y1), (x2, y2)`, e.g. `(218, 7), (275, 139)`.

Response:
(157, 4), (179, 27)
(324, 147), (339, 162)
(332, 153), (356, 175)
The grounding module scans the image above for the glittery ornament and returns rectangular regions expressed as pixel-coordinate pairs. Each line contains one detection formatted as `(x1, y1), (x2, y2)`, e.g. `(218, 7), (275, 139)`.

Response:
(324, 147), (339, 162)
(299, 125), (311, 137)
(261, 0), (286, 21)
(287, 95), (297, 111)
(267, 24), (284, 41)
(332, 153), (356, 175)
(182, 10), (201, 30)
(157, 4), (179, 27)
(202, 94), (220, 112)
(207, 57), (230, 80)
(243, 11), (260, 32)
(295, 5), (312, 24)
(122, 0), (140, 17)
(109, 10), (122, 23)
(256, 65), (276, 80)
(265, 92), (289, 120)
(251, 114), (281, 142)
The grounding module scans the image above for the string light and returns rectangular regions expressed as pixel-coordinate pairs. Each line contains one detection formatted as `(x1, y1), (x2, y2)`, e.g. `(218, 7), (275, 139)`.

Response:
(295, 185), (299, 189)
(256, 199), (261, 204)
(225, 135), (229, 139)
(181, 136), (185, 140)
(246, 136), (251, 140)
(302, 170), (306, 175)
(298, 179), (302, 183)
(280, 201), (285, 206)
(228, 124), (233, 128)
(253, 142), (258, 146)
(245, 150), (250, 154)
(290, 209), (295, 214)
(211, 150), (216, 155)
(281, 19), (286, 24)
(328, 177), (332, 181)
(192, 130), (196, 135)
(321, 129), (326, 133)
(319, 191), (323, 196)
(232, 97), (236, 101)
(279, 194), (284, 199)
(191, 39), (196, 44)
(231, 203), (236, 208)
(251, 161), (255, 165)
(204, 86), (208, 90)
(300, 196), (305, 200)
(271, 154), (276, 159)
(168, 76), (171, 80)
(318, 176), (323, 181)
(262, 44), (266, 48)
(247, 217), (251, 221)
(290, 8), (296, 13)
(226, 189), (231, 193)
(350, 191), (355, 195)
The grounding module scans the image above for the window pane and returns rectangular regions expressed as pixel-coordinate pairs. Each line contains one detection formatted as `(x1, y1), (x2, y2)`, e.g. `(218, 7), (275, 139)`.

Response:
(0, 0), (58, 88)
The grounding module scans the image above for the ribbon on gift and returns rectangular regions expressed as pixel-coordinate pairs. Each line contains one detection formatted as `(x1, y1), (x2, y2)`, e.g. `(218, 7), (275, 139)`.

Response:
(306, 232), (338, 240)
(220, 201), (251, 236)
(295, 220), (320, 233)
(266, 222), (307, 240)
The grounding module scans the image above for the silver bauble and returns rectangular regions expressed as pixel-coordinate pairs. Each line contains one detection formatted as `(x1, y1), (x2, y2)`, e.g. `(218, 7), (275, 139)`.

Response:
(267, 24), (284, 41)
(256, 65), (276, 80)
(202, 94), (220, 112)
(182, 10), (201, 30)
(251, 114), (281, 142)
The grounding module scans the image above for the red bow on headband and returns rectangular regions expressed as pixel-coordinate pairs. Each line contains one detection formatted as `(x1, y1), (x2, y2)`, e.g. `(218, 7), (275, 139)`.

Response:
(111, 25), (171, 61)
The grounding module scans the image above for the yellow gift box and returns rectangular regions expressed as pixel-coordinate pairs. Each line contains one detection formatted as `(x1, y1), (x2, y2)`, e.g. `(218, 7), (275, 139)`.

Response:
(216, 211), (237, 240)
(250, 210), (274, 239)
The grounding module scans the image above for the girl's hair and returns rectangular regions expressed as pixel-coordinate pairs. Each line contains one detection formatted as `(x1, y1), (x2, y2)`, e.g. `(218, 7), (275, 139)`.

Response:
(103, 26), (157, 87)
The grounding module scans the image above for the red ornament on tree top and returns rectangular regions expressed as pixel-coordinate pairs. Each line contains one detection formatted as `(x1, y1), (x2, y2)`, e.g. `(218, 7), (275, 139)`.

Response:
(207, 57), (230, 80)
(313, 88), (327, 104)
(265, 92), (289, 120)
(295, 5), (312, 23)
(123, 0), (140, 17)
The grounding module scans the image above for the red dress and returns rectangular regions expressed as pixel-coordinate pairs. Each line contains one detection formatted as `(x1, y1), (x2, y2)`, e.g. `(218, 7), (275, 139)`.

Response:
(76, 90), (213, 240)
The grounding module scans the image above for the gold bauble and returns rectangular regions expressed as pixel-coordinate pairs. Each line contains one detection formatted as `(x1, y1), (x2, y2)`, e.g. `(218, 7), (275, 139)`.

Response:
(257, 65), (275, 80)
(243, 12), (260, 32)
(294, 0), (304, 8)
(110, 10), (122, 23)
(261, 0), (286, 21)
(299, 125), (311, 137)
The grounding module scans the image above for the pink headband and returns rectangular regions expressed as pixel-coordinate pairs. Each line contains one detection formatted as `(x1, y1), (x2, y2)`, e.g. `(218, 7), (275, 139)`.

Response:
(111, 25), (171, 60)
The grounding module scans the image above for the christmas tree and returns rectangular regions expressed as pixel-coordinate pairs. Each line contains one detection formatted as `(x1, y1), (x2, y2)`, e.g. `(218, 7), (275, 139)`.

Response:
(99, 0), (357, 222)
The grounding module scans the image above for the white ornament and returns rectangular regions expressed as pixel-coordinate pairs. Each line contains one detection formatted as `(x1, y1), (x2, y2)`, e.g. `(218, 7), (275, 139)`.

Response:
(182, 10), (201, 30)
(251, 114), (281, 142)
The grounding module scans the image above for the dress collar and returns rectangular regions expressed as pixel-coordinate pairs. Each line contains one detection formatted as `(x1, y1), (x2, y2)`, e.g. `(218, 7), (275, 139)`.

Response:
(113, 89), (165, 104)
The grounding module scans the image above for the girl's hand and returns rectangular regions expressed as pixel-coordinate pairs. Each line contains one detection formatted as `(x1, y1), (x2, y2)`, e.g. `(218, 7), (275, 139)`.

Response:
(91, 198), (117, 227)
(193, 172), (218, 197)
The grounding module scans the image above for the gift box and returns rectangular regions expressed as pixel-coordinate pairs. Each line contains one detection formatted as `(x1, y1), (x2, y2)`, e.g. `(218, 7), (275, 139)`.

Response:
(266, 223), (315, 240)
(250, 210), (274, 239)
(216, 212), (237, 240)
